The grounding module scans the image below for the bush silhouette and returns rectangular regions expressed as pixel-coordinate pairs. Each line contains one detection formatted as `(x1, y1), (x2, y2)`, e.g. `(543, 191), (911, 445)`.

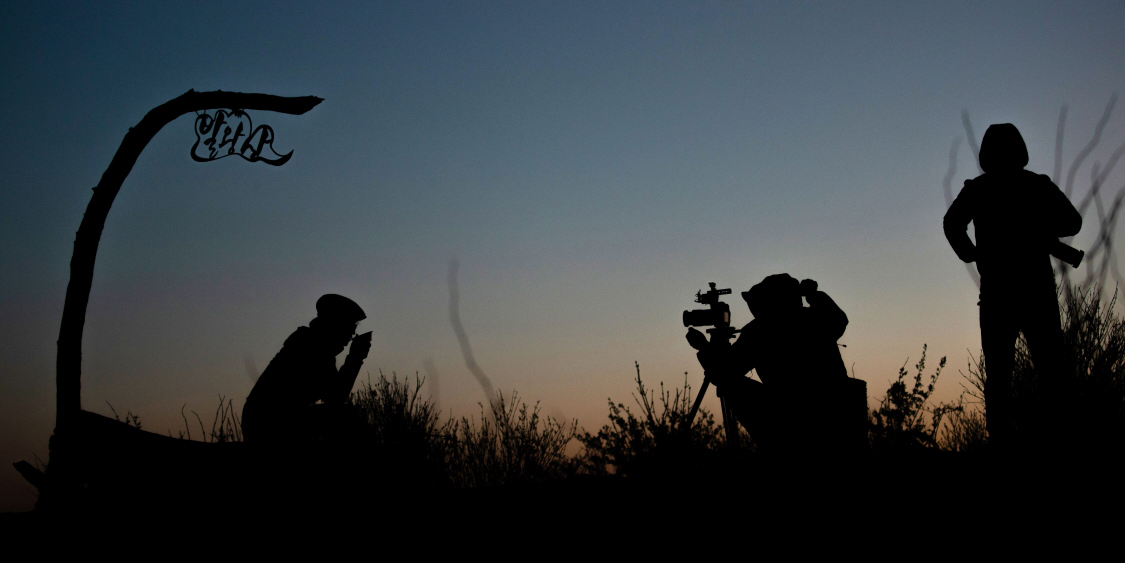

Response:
(868, 345), (949, 453)
(578, 362), (727, 476)
(1058, 288), (1125, 451)
(1001, 286), (1125, 453)
(347, 372), (450, 485)
(100, 285), (1125, 507)
(441, 391), (578, 487)
(346, 372), (579, 488)
(877, 287), (1125, 456)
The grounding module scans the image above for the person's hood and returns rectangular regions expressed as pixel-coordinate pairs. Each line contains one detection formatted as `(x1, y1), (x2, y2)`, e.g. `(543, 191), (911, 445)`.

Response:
(979, 123), (1029, 173)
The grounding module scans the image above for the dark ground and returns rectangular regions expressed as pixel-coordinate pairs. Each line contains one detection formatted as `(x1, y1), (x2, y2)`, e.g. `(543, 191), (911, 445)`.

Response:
(4, 450), (1121, 548)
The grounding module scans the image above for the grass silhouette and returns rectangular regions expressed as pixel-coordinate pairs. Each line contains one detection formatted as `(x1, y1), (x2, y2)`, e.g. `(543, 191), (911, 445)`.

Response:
(998, 286), (1125, 454)
(900, 286), (1125, 457)
(28, 287), (1125, 522)
(347, 372), (580, 488)
(868, 345), (950, 453)
(144, 284), (1125, 485)
(578, 362), (728, 477)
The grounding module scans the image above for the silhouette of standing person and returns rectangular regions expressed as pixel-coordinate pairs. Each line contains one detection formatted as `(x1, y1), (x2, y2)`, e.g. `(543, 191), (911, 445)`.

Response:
(944, 123), (1081, 451)
(242, 294), (372, 444)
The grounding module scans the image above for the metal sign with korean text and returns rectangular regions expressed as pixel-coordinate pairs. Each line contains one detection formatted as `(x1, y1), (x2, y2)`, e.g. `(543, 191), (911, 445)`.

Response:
(192, 109), (294, 166)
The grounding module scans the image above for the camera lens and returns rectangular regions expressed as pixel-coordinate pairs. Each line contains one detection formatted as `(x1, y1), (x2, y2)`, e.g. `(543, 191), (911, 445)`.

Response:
(683, 309), (720, 327)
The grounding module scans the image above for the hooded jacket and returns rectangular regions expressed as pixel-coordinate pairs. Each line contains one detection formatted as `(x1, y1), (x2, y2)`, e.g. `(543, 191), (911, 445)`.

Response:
(943, 124), (1081, 290)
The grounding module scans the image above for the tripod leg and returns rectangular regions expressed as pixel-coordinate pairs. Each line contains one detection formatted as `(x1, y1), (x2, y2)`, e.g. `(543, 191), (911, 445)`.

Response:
(720, 396), (740, 445)
(684, 379), (710, 429)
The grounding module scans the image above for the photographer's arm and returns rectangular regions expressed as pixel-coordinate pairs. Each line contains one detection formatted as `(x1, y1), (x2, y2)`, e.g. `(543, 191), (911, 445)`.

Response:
(943, 182), (978, 263)
(326, 333), (371, 404)
(687, 328), (724, 375)
(686, 327), (754, 385)
(805, 288), (848, 341)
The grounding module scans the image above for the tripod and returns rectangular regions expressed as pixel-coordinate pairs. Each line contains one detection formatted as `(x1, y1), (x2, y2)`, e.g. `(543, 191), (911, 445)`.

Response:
(685, 324), (742, 445)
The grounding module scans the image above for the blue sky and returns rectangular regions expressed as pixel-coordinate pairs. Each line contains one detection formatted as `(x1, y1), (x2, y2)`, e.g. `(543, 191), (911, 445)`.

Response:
(3, 1), (1125, 510)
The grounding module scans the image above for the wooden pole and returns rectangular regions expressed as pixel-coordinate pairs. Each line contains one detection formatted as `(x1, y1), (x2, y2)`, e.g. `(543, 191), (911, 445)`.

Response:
(48, 90), (321, 505)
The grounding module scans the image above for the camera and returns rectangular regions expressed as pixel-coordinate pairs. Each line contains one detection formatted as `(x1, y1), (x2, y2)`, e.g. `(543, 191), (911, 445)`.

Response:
(683, 282), (732, 329)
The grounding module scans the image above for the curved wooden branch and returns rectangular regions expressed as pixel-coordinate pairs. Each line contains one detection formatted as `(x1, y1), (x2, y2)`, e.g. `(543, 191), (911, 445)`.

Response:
(55, 90), (322, 435)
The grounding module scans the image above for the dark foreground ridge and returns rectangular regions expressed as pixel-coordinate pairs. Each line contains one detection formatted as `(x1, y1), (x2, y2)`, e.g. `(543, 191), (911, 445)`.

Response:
(6, 428), (1122, 544)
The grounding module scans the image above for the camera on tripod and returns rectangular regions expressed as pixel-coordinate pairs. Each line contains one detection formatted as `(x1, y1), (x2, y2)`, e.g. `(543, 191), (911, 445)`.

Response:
(682, 282), (742, 440)
(683, 282), (733, 329)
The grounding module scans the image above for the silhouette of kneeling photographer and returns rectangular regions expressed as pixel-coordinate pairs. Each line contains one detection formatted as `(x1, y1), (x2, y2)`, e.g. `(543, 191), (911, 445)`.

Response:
(687, 274), (862, 455)
(242, 294), (372, 445)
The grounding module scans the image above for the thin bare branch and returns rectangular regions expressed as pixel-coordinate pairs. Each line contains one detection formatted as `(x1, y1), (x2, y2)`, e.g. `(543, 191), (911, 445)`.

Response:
(962, 110), (982, 175)
(1065, 94), (1116, 197)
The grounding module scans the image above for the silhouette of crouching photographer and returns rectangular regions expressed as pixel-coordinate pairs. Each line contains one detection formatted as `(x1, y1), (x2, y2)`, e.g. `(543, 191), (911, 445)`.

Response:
(687, 275), (865, 455)
(242, 294), (372, 447)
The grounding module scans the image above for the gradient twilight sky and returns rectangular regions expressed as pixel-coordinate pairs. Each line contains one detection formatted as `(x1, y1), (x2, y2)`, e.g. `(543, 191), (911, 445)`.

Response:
(3, 1), (1125, 510)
